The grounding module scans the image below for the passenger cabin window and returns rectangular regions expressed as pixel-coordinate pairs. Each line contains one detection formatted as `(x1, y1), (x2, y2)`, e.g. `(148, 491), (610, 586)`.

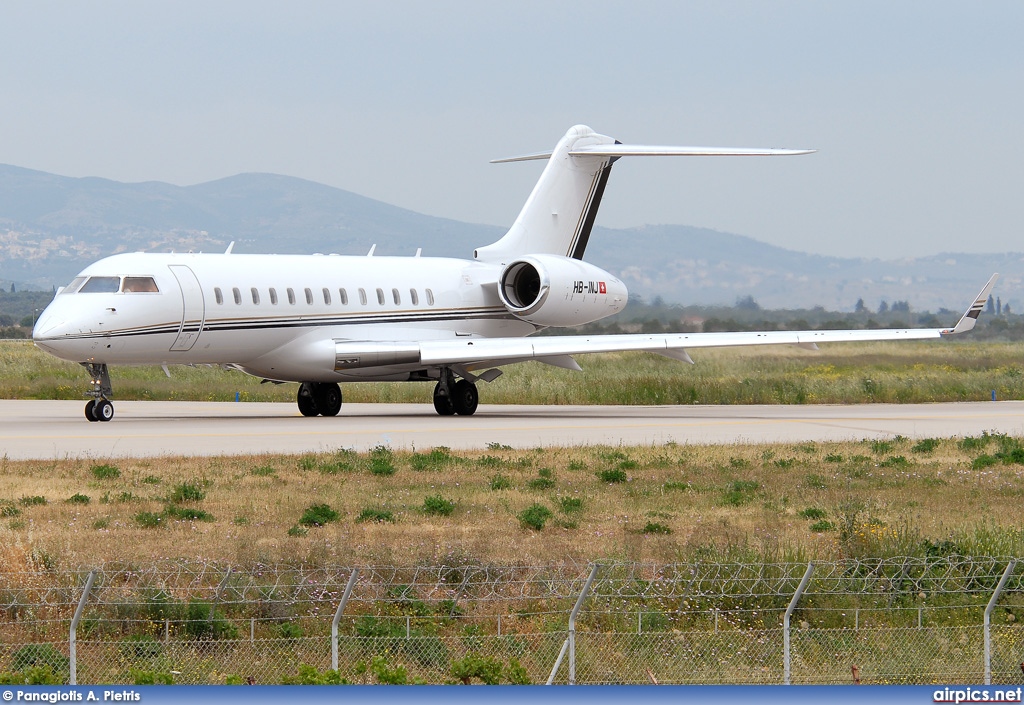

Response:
(214, 288), (223, 305)
(376, 288), (385, 305)
(251, 287), (260, 305)
(426, 288), (435, 306)
(410, 289), (419, 306)
(392, 288), (400, 305)
(287, 288), (296, 305)
(358, 288), (367, 305)
(322, 288), (331, 305)
(122, 277), (159, 293)
(232, 287), (242, 305)
(339, 288), (348, 305)
(269, 288), (278, 305)
(304, 288), (313, 305)
(79, 276), (121, 293)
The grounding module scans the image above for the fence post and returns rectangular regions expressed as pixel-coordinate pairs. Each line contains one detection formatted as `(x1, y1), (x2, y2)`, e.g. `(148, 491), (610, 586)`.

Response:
(331, 568), (360, 672)
(985, 559), (1016, 685)
(784, 562), (814, 685)
(546, 563), (601, 685)
(69, 569), (97, 686)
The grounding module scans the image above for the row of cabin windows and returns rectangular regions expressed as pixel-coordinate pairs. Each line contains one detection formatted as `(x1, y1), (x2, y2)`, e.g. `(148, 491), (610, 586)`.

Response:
(213, 286), (435, 308)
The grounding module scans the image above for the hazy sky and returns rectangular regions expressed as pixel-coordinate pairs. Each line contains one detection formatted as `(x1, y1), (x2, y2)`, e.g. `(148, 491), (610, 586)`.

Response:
(1, 1), (1021, 258)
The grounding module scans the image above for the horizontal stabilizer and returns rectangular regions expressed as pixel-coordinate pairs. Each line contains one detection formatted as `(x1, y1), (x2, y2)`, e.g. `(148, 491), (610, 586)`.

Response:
(491, 145), (814, 163)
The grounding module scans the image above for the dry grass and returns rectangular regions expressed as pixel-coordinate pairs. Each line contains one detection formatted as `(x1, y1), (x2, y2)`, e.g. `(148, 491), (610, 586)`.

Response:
(3, 436), (1024, 570)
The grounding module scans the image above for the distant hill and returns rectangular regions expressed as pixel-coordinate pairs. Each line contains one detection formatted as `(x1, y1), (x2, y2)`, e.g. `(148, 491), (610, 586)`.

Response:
(0, 164), (1017, 312)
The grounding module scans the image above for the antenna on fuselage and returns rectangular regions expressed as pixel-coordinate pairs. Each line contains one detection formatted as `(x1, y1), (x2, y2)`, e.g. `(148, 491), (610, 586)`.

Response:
(367, 244), (377, 256)
(224, 241), (235, 255)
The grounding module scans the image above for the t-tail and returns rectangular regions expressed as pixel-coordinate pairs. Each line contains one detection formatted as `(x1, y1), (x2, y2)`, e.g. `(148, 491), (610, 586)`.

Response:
(473, 124), (814, 265)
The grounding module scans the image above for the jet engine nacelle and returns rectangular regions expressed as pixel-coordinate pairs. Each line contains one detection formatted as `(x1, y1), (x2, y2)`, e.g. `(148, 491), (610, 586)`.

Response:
(497, 254), (627, 327)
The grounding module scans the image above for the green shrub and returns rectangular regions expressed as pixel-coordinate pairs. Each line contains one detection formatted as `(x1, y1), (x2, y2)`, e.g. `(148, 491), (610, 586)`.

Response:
(67, 493), (91, 505)
(91, 464), (120, 480)
(410, 447), (453, 471)
(722, 480), (759, 506)
(370, 655), (408, 685)
(18, 495), (46, 506)
(369, 445), (396, 476)
(170, 482), (206, 503)
(663, 481), (690, 491)
(142, 475), (162, 485)
(451, 653), (503, 685)
(527, 475), (555, 490)
(597, 468), (627, 483)
(879, 455), (909, 468)
(299, 503), (340, 527)
(251, 465), (277, 477)
(280, 664), (347, 685)
(824, 453), (844, 463)
(489, 474), (512, 490)
(643, 522), (672, 535)
(517, 503), (552, 531)
(183, 600), (238, 640)
(287, 525), (308, 537)
(810, 520), (836, 532)
(422, 495), (455, 517)
(135, 511), (164, 528)
(912, 438), (940, 453)
(277, 621), (304, 639)
(1, 504), (21, 517)
(357, 507), (395, 523)
(506, 658), (531, 685)
(559, 496), (584, 514)
(165, 506), (215, 522)
(799, 507), (826, 520)
(973, 454), (998, 470)
(0, 665), (62, 685)
(11, 644), (69, 677)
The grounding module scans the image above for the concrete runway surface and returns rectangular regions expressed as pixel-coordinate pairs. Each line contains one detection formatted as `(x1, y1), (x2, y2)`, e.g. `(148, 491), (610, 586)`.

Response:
(1, 399), (1022, 460)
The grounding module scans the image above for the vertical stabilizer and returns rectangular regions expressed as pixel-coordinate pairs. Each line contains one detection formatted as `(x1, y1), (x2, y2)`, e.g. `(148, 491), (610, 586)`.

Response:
(474, 125), (616, 265)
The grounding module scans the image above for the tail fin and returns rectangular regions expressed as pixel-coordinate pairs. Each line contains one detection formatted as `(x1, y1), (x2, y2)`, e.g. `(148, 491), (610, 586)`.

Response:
(474, 125), (616, 265)
(474, 124), (814, 265)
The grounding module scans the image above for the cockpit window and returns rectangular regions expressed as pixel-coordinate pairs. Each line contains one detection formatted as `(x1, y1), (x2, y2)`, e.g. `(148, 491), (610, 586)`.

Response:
(61, 277), (88, 295)
(122, 277), (159, 293)
(78, 276), (121, 293)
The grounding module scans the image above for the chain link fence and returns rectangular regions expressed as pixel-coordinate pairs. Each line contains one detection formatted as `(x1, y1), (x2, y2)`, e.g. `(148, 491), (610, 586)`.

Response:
(2, 558), (1023, 685)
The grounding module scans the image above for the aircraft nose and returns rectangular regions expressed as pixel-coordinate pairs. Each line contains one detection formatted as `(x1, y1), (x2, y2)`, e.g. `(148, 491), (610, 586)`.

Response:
(32, 308), (67, 341)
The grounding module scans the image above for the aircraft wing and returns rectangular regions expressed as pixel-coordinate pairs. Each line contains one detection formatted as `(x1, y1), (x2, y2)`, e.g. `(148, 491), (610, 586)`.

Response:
(417, 275), (998, 370)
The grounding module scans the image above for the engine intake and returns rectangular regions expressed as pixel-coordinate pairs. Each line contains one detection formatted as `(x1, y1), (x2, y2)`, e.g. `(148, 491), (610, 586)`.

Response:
(497, 254), (627, 327)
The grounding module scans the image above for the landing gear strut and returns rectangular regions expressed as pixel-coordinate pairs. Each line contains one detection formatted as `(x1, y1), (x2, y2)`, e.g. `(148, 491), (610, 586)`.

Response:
(297, 382), (343, 417)
(432, 370), (478, 416)
(82, 363), (114, 423)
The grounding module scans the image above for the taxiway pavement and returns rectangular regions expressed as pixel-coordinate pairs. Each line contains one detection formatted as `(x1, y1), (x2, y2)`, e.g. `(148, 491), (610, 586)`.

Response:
(1, 399), (1022, 460)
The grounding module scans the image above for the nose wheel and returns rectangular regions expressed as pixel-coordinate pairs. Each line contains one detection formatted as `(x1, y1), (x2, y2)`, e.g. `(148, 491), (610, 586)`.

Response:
(85, 398), (114, 422)
(81, 363), (115, 422)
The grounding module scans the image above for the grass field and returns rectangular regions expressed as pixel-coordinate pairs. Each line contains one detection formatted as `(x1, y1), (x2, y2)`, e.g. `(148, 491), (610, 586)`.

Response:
(3, 338), (1024, 405)
(3, 435), (1024, 572)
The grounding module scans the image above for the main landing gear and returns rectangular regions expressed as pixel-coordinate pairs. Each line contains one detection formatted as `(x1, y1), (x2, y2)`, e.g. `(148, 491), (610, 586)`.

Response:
(432, 370), (478, 417)
(297, 382), (343, 417)
(82, 363), (114, 422)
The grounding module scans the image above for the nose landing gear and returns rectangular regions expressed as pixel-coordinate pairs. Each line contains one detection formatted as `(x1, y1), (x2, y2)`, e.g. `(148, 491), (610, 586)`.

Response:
(82, 363), (114, 422)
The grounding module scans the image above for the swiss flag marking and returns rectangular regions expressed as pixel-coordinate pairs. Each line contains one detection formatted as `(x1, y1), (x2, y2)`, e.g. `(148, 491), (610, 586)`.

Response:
(599, 282), (606, 294)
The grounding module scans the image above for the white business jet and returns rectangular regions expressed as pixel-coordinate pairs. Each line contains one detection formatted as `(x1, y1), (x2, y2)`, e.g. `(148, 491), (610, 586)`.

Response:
(32, 125), (997, 422)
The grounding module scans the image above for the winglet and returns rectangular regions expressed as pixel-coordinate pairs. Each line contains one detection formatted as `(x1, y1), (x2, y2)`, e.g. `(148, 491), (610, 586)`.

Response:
(945, 274), (999, 334)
